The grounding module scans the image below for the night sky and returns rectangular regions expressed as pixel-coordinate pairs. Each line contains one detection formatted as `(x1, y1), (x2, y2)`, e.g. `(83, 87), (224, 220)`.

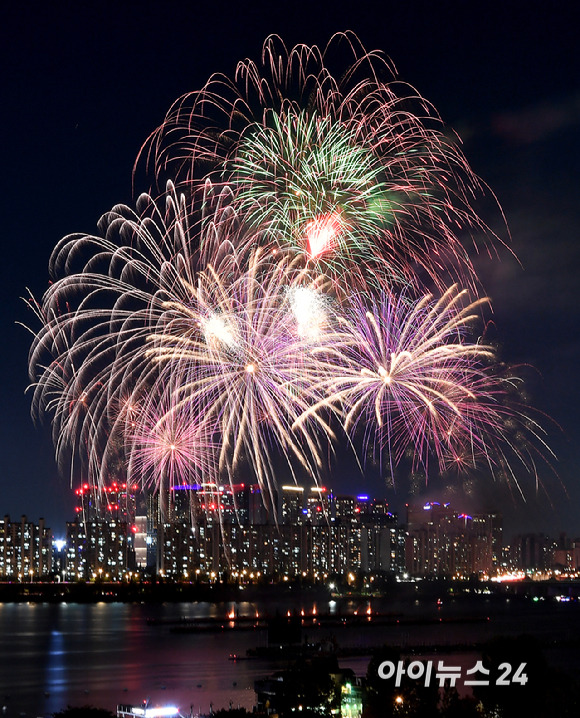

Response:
(2, 1), (579, 538)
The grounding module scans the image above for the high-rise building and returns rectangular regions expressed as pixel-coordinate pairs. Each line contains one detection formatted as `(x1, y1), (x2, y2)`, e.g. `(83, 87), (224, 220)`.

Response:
(133, 515), (148, 569)
(56, 485), (418, 580)
(360, 513), (400, 572)
(510, 533), (554, 571)
(0, 515), (52, 579)
(280, 485), (305, 524)
(74, 482), (137, 524)
(305, 486), (330, 524)
(334, 495), (355, 521)
(248, 484), (274, 525)
(65, 519), (130, 580)
(355, 494), (371, 516)
(405, 502), (501, 577)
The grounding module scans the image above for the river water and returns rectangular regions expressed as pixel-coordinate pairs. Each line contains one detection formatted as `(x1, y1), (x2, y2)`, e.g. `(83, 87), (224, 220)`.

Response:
(1, 595), (579, 716)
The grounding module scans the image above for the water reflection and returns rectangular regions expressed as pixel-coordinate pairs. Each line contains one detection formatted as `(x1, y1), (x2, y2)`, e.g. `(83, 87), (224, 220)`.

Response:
(44, 629), (65, 713)
(0, 598), (579, 717)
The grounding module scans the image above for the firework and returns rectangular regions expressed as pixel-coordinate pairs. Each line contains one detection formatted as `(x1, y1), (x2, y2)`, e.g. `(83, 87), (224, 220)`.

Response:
(126, 378), (216, 509)
(296, 284), (550, 485)
(28, 185), (332, 508)
(138, 32), (507, 292)
(28, 34), (551, 513)
(145, 248), (335, 509)
(28, 184), (198, 487)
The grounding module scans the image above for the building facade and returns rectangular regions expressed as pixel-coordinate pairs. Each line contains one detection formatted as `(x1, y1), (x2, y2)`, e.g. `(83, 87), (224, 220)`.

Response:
(64, 519), (131, 580)
(0, 515), (52, 579)
(405, 502), (502, 577)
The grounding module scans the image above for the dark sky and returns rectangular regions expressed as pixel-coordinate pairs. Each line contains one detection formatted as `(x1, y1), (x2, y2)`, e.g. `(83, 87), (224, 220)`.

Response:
(1, 1), (579, 538)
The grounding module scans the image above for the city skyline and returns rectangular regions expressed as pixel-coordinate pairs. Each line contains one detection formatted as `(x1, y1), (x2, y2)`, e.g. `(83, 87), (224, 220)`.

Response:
(4, 488), (580, 584)
(1, 3), (579, 537)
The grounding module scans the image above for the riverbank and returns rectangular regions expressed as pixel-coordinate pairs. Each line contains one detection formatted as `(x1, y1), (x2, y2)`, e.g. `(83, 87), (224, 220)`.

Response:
(1, 576), (580, 603)
(0, 580), (333, 603)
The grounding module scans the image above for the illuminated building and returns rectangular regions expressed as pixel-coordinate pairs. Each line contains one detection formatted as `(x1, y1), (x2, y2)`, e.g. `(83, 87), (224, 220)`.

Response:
(151, 504), (405, 579)
(133, 515), (148, 568)
(355, 494), (371, 515)
(335, 495), (355, 521)
(158, 520), (207, 577)
(304, 486), (330, 524)
(360, 512), (401, 573)
(405, 502), (501, 577)
(341, 679), (364, 718)
(55, 487), (412, 580)
(280, 485), (305, 524)
(0, 514), (52, 579)
(203, 482), (252, 525)
(65, 519), (131, 580)
(309, 523), (358, 574)
(552, 534), (580, 572)
(74, 482), (137, 523)
(248, 483), (274, 525)
(370, 498), (390, 516)
(170, 484), (198, 521)
(510, 532), (555, 571)
(489, 512), (503, 568)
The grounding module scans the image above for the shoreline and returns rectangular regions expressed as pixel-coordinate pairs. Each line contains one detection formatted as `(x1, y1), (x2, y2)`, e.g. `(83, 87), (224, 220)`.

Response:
(0, 576), (579, 603)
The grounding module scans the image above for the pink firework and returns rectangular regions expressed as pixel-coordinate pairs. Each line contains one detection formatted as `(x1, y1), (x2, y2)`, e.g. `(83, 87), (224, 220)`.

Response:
(298, 285), (549, 484)
(126, 378), (216, 501)
(145, 247), (334, 508)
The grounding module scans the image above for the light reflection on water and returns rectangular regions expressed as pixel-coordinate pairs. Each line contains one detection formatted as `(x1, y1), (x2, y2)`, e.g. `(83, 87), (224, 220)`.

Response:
(0, 597), (579, 717)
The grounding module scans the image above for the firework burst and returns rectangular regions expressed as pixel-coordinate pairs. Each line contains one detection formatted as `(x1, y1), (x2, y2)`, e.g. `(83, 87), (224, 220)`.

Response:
(296, 284), (550, 486)
(126, 378), (216, 500)
(139, 32), (507, 293)
(28, 185), (333, 506)
(145, 247), (335, 508)
(28, 184), (200, 488)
